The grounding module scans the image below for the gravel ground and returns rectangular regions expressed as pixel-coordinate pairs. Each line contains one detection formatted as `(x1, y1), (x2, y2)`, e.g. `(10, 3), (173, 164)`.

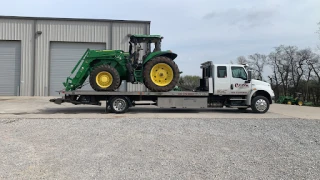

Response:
(1, 117), (320, 179)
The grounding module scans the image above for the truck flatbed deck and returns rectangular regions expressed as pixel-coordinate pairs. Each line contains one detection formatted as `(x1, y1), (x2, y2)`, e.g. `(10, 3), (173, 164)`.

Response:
(60, 90), (209, 96)
(50, 90), (214, 113)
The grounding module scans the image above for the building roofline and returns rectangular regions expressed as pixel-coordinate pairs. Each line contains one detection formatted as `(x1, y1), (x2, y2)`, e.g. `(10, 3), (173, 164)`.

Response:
(0, 15), (151, 24)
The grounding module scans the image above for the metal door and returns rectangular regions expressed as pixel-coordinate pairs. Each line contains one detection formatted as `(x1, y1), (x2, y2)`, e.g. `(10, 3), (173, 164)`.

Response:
(0, 41), (21, 96)
(49, 42), (106, 96)
(214, 65), (231, 95)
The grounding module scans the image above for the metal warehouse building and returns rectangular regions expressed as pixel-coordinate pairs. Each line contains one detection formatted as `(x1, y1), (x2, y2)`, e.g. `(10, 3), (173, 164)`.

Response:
(0, 15), (150, 96)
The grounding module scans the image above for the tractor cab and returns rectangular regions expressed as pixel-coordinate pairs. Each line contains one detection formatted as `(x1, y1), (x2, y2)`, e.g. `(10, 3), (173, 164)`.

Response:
(128, 34), (163, 65)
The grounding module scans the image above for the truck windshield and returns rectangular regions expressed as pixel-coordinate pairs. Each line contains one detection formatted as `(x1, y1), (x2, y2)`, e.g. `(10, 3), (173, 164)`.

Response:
(231, 66), (247, 80)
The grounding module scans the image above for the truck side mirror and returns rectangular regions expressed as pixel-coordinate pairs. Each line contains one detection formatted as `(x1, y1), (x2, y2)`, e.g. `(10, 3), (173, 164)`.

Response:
(246, 70), (252, 83)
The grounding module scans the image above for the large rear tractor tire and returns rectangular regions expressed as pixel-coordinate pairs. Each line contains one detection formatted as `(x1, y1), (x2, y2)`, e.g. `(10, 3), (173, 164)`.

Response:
(89, 64), (121, 91)
(143, 56), (180, 92)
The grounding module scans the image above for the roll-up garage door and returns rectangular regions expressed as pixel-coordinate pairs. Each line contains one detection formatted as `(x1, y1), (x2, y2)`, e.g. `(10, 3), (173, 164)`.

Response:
(49, 42), (106, 96)
(0, 41), (21, 96)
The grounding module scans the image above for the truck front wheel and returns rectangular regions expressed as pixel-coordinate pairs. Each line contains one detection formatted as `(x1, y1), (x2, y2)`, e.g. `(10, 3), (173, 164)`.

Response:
(251, 96), (270, 113)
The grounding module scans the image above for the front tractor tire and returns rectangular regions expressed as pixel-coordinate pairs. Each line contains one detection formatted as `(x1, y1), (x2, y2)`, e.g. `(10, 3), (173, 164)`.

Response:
(89, 64), (121, 91)
(143, 56), (180, 92)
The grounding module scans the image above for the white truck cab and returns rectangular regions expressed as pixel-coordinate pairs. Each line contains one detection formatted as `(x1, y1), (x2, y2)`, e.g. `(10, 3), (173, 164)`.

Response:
(196, 61), (275, 113)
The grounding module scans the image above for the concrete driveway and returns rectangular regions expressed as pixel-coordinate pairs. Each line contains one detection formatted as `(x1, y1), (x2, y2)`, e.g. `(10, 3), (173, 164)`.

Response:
(0, 96), (319, 119)
(1, 96), (319, 179)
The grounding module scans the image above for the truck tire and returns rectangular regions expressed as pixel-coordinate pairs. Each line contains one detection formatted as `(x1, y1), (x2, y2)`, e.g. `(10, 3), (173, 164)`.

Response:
(143, 56), (180, 92)
(251, 96), (270, 113)
(89, 64), (121, 91)
(109, 96), (129, 113)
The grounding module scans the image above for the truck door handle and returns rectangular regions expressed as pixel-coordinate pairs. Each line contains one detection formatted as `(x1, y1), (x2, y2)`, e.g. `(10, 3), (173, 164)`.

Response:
(231, 84), (233, 90)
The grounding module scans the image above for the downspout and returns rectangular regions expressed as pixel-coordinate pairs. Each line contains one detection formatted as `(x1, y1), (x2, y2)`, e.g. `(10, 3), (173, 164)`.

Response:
(109, 22), (113, 49)
(32, 19), (37, 96)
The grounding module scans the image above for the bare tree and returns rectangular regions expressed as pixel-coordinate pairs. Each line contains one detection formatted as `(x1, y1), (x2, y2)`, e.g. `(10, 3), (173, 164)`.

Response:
(291, 48), (314, 94)
(237, 56), (248, 64)
(305, 56), (316, 101)
(247, 53), (267, 80)
(317, 22), (320, 50)
(267, 51), (281, 98)
(307, 54), (320, 83)
(268, 46), (291, 96)
(275, 45), (298, 94)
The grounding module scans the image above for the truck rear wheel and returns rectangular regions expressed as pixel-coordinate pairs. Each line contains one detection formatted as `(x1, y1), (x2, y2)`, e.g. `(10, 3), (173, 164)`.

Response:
(143, 56), (180, 92)
(251, 96), (270, 113)
(109, 96), (129, 113)
(89, 64), (121, 91)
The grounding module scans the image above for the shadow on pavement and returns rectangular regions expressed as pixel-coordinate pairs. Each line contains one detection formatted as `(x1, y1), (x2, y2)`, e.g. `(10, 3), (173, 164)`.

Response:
(37, 106), (255, 114)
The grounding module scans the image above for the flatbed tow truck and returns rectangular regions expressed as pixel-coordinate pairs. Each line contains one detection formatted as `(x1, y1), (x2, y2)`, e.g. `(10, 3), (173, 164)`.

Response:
(50, 61), (275, 114)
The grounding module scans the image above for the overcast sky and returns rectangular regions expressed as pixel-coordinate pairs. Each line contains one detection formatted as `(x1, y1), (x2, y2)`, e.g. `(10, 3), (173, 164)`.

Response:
(1, 0), (320, 77)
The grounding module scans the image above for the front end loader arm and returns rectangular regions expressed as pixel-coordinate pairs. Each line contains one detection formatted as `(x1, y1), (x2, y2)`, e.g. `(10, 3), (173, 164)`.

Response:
(63, 49), (92, 91)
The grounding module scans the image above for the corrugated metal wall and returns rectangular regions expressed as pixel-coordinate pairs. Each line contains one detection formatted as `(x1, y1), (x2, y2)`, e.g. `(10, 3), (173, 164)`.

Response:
(0, 16), (150, 96)
(34, 20), (111, 96)
(0, 18), (34, 96)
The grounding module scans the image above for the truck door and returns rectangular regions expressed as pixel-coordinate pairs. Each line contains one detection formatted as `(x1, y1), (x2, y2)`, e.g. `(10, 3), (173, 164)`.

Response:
(214, 65), (231, 95)
(230, 66), (251, 95)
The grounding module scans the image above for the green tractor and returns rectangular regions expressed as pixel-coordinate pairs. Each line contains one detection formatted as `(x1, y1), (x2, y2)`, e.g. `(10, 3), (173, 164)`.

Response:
(277, 92), (304, 106)
(63, 34), (180, 92)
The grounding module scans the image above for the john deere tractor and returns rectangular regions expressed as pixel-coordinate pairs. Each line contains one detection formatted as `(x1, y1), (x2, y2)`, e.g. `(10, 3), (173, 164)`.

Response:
(63, 34), (180, 92)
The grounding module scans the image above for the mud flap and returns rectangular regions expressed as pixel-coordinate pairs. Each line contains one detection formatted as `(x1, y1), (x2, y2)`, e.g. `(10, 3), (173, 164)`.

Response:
(49, 98), (65, 105)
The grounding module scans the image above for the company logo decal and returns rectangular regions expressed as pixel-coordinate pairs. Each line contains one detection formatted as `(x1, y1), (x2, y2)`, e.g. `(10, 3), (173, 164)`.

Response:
(235, 83), (249, 88)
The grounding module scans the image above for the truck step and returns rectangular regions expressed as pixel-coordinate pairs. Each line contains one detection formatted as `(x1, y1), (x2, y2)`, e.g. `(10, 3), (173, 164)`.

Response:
(230, 99), (246, 101)
(229, 106), (248, 108)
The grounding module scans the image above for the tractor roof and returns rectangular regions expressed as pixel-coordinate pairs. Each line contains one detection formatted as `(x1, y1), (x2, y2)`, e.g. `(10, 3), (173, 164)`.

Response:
(128, 34), (163, 43)
(130, 34), (162, 38)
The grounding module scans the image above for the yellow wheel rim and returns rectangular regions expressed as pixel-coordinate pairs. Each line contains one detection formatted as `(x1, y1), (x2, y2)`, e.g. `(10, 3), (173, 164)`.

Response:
(96, 71), (113, 88)
(298, 101), (303, 106)
(150, 63), (173, 86)
(287, 101), (292, 105)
